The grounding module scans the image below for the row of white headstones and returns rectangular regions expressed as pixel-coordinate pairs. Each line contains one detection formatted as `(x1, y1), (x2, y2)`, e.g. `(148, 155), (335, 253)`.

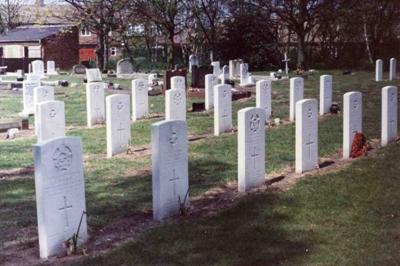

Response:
(29, 72), (398, 259)
(29, 59), (58, 76)
(376, 58), (397, 81)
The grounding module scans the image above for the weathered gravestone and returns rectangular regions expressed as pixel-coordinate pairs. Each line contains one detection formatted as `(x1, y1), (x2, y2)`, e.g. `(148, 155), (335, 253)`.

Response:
(205, 74), (218, 110)
(106, 94), (131, 157)
(22, 80), (40, 115)
(191, 66), (212, 88)
(72, 64), (86, 75)
(229, 59), (243, 79)
(211, 61), (221, 75)
(36, 101), (65, 143)
(47, 61), (57, 75)
(32, 60), (45, 76)
(86, 82), (105, 127)
(151, 120), (188, 221)
(132, 79), (149, 121)
(381, 86), (398, 146)
(117, 58), (134, 78)
(166, 87), (186, 121)
(86, 68), (102, 83)
(34, 136), (87, 259)
(295, 99), (318, 173)
(238, 107), (266, 192)
(389, 58), (397, 81)
(289, 77), (304, 121)
(376, 59), (383, 82)
(163, 69), (187, 94)
(319, 75), (333, 115)
(256, 80), (272, 122)
(34, 86), (55, 135)
(343, 91), (362, 159)
(214, 84), (232, 136)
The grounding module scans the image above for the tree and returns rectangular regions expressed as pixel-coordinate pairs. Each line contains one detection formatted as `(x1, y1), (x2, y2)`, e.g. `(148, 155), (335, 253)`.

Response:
(0, 0), (22, 33)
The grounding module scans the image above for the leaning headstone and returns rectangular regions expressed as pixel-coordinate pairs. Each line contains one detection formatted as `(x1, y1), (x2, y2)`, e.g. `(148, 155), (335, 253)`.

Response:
(32, 60), (45, 77)
(319, 75), (333, 115)
(151, 120), (188, 221)
(34, 86), (55, 135)
(166, 87), (186, 121)
(22, 80), (41, 115)
(47, 61), (58, 75)
(86, 82), (105, 127)
(381, 86), (398, 146)
(238, 107), (266, 192)
(205, 74), (218, 110)
(375, 59), (383, 82)
(343, 91), (362, 159)
(36, 101), (65, 143)
(256, 80), (272, 122)
(86, 68), (102, 83)
(34, 136), (87, 259)
(389, 58), (397, 81)
(211, 61), (221, 75)
(295, 99), (318, 173)
(106, 94), (131, 157)
(117, 58), (134, 78)
(289, 77), (304, 121)
(214, 84), (232, 136)
(132, 79), (149, 121)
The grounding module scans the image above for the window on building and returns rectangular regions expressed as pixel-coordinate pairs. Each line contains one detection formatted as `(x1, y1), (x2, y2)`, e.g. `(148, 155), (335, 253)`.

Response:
(4, 45), (24, 58)
(28, 46), (41, 58)
(110, 47), (117, 57)
(80, 27), (91, 36)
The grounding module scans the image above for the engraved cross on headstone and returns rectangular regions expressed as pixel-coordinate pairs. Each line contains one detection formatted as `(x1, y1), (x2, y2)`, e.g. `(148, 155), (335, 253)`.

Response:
(250, 146), (260, 168)
(117, 122), (125, 143)
(305, 134), (314, 160)
(58, 196), (72, 228)
(169, 168), (180, 196)
(389, 119), (396, 135)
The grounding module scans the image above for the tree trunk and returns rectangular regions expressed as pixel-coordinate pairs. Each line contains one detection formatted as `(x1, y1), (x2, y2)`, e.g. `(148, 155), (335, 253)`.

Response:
(167, 30), (175, 68)
(97, 33), (105, 70)
(297, 36), (306, 69)
(363, 18), (374, 65)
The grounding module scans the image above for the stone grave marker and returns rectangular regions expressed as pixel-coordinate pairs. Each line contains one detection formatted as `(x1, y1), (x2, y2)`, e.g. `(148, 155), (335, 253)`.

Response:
(238, 107), (266, 192)
(166, 87), (186, 121)
(32, 60), (45, 76)
(163, 69), (187, 94)
(205, 74), (218, 110)
(171, 76), (186, 91)
(36, 101), (65, 143)
(343, 91), (362, 159)
(34, 136), (87, 259)
(22, 80), (40, 115)
(229, 59), (243, 79)
(214, 84), (232, 136)
(188, 54), (199, 73)
(319, 75), (333, 115)
(73, 64), (86, 75)
(191, 65), (212, 88)
(106, 94), (131, 157)
(132, 79), (149, 121)
(389, 58), (397, 81)
(211, 61), (221, 75)
(221, 65), (229, 83)
(27, 73), (42, 82)
(376, 59), (383, 81)
(86, 68), (102, 83)
(256, 80), (272, 122)
(295, 99), (318, 173)
(34, 86), (55, 135)
(289, 77), (304, 121)
(47, 61), (57, 75)
(86, 82), (105, 127)
(151, 120), (188, 221)
(381, 86), (398, 146)
(117, 58), (134, 77)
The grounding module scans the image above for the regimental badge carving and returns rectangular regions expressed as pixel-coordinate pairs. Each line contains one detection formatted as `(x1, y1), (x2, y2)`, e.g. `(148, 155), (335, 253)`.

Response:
(391, 92), (396, 103)
(173, 92), (182, 105)
(138, 81), (145, 89)
(307, 107), (313, 118)
(250, 114), (261, 132)
(353, 99), (359, 110)
(53, 144), (73, 171)
(117, 100), (124, 111)
(49, 108), (57, 118)
(169, 126), (178, 145)
(223, 88), (228, 98)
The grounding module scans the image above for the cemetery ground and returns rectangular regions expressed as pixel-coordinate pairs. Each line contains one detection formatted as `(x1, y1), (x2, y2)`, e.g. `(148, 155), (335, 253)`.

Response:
(0, 70), (399, 265)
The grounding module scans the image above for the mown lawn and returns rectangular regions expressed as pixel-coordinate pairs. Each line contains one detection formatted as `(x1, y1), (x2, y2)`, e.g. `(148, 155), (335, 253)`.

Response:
(0, 70), (399, 263)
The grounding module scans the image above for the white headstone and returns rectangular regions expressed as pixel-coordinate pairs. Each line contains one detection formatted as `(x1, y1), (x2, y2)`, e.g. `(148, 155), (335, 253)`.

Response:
(32, 60), (45, 76)
(221, 65), (229, 83)
(389, 58), (397, 81)
(229, 59), (242, 79)
(152, 120), (188, 221)
(214, 84), (232, 136)
(170, 76), (186, 91)
(319, 75), (333, 115)
(289, 77), (304, 121)
(189, 54), (199, 73)
(132, 79), (149, 121)
(26, 73), (42, 83)
(106, 94), (131, 157)
(238, 107), (266, 192)
(343, 91), (362, 159)
(148, 73), (157, 86)
(381, 86), (398, 146)
(36, 101), (65, 143)
(295, 99), (318, 173)
(34, 86), (55, 135)
(256, 80), (272, 122)
(86, 82), (105, 127)
(22, 80), (40, 115)
(166, 87), (186, 121)
(86, 68), (102, 83)
(211, 61), (221, 75)
(34, 136), (87, 259)
(376, 59), (383, 82)
(205, 74), (218, 110)
(47, 61), (57, 75)
(116, 59), (134, 77)
(240, 63), (249, 85)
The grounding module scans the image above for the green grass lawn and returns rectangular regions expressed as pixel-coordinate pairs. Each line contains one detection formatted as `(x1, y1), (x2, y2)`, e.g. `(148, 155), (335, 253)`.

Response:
(0, 70), (399, 264)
